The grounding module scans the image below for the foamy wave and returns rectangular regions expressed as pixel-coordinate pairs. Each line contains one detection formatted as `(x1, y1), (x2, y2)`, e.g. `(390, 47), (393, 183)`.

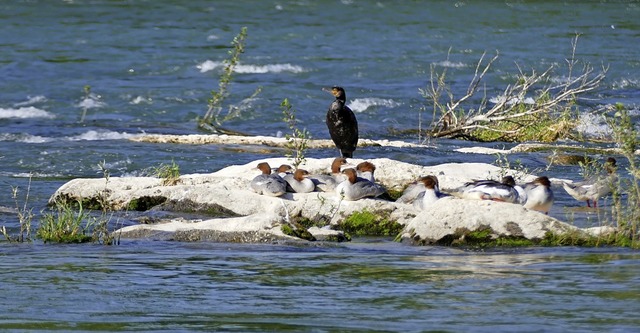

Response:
(67, 130), (139, 141)
(11, 171), (66, 178)
(434, 60), (466, 68)
(197, 60), (306, 74)
(0, 205), (18, 214)
(14, 95), (48, 107)
(613, 78), (639, 90)
(77, 97), (106, 109)
(348, 98), (402, 113)
(197, 60), (221, 73)
(489, 95), (535, 105)
(130, 96), (152, 105)
(0, 133), (52, 143)
(235, 63), (305, 74)
(0, 106), (55, 119)
(575, 112), (612, 138)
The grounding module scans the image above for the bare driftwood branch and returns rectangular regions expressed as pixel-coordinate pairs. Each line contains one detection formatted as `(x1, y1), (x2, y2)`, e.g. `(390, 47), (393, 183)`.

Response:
(424, 35), (607, 142)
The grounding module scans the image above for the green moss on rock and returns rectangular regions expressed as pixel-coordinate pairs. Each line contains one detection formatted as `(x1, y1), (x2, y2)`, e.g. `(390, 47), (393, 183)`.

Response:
(340, 210), (403, 237)
(153, 199), (239, 217)
(127, 196), (168, 211)
(281, 223), (316, 241)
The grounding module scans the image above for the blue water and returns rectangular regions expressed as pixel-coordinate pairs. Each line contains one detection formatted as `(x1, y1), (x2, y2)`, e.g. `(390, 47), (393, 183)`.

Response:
(1, 1), (640, 331)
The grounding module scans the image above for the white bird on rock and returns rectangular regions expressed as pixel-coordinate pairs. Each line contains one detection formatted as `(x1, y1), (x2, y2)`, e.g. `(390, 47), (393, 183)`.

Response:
(309, 157), (348, 192)
(335, 168), (386, 201)
(457, 176), (521, 204)
(521, 176), (554, 214)
(356, 161), (376, 183)
(413, 175), (448, 211)
(283, 169), (316, 193)
(250, 162), (287, 197)
(397, 176), (438, 204)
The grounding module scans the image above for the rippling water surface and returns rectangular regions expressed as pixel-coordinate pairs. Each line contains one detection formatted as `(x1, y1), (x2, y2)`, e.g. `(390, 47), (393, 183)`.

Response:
(1, 1), (640, 331)
(2, 241), (640, 332)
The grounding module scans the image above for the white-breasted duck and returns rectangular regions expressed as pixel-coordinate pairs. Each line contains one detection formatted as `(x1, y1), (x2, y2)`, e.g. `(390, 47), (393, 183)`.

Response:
(413, 175), (448, 211)
(274, 164), (293, 178)
(521, 176), (554, 214)
(397, 176), (437, 204)
(458, 176), (521, 203)
(335, 168), (386, 201)
(250, 162), (287, 197)
(309, 157), (348, 192)
(355, 161), (376, 183)
(283, 169), (316, 193)
(562, 157), (617, 208)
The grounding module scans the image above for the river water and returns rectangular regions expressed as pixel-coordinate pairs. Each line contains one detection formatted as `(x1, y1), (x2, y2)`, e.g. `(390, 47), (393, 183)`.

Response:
(1, 1), (639, 331)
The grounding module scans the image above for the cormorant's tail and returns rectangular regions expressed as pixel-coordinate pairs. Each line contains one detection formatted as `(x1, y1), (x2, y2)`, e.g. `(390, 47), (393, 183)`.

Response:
(341, 151), (353, 158)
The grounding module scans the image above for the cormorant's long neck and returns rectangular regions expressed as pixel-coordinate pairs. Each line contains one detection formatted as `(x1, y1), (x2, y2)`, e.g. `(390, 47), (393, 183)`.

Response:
(330, 99), (343, 114)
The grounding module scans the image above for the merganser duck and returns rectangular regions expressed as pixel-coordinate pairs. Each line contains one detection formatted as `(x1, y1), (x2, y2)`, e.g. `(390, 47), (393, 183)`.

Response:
(250, 162), (287, 197)
(458, 176), (520, 203)
(562, 157), (617, 208)
(356, 161), (376, 183)
(283, 169), (316, 193)
(325, 86), (358, 158)
(513, 182), (527, 205)
(413, 175), (447, 210)
(335, 168), (386, 201)
(309, 157), (348, 192)
(397, 176), (438, 204)
(275, 164), (293, 178)
(521, 176), (554, 214)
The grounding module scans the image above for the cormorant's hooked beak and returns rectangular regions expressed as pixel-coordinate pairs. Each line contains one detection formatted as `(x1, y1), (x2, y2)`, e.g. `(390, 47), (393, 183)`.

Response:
(322, 87), (339, 97)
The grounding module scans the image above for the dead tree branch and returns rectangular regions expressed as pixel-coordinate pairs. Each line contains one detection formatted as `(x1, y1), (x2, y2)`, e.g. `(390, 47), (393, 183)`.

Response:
(423, 35), (607, 142)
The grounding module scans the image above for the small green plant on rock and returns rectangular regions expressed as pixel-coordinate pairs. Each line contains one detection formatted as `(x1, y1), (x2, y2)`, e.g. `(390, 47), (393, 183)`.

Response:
(153, 159), (181, 186)
(281, 98), (311, 168)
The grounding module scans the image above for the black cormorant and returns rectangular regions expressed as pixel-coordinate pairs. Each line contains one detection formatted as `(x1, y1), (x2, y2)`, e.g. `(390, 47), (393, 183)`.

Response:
(325, 86), (358, 158)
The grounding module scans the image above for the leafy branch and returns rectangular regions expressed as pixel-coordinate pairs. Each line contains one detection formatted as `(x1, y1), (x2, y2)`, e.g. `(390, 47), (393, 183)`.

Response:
(199, 27), (260, 135)
(282, 98), (311, 169)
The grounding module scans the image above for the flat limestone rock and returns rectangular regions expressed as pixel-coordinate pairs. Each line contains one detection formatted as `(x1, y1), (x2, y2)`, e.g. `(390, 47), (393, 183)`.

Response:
(49, 157), (589, 244)
(399, 197), (577, 245)
(130, 133), (424, 149)
(116, 214), (292, 243)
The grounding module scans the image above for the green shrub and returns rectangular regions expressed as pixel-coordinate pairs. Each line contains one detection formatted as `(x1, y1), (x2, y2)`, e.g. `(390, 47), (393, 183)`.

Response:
(38, 200), (93, 244)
